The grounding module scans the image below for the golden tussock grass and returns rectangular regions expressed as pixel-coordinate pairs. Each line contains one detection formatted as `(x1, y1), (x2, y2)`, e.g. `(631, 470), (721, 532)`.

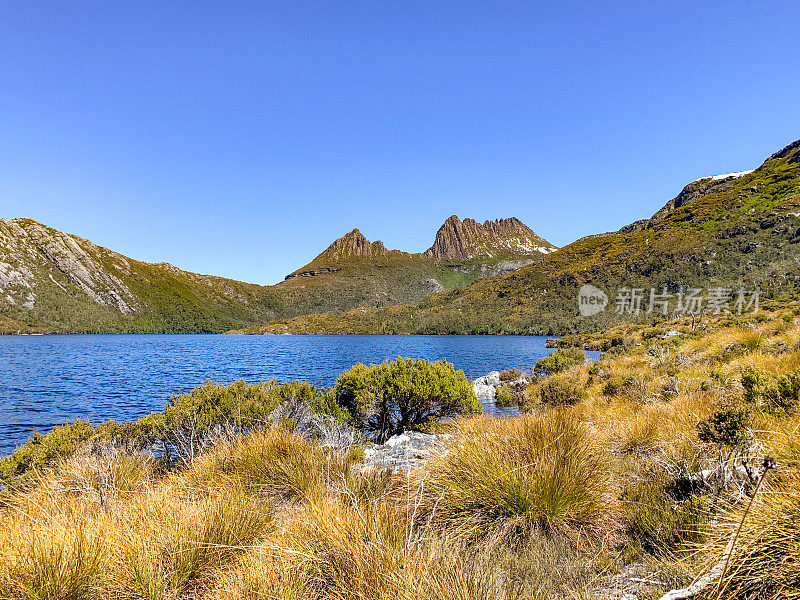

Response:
(4, 309), (800, 599)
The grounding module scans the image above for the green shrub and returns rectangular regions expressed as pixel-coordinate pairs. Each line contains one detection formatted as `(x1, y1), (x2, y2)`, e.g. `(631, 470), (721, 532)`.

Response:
(522, 374), (586, 409)
(157, 379), (320, 461)
(534, 348), (586, 374)
(331, 358), (480, 442)
(0, 420), (96, 489)
(742, 368), (800, 414)
(494, 384), (523, 408)
(697, 405), (751, 450)
(623, 477), (707, 554)
(602, 377), (624, 397)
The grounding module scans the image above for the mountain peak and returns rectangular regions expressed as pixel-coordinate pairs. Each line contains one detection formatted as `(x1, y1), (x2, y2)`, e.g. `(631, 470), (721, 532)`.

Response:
(315, 228), (388, 262)
(423, 215), (555, 261)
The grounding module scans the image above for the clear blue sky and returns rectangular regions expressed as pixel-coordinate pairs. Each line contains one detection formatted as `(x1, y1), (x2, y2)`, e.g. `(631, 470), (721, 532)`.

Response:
(1, 1), (798, 285)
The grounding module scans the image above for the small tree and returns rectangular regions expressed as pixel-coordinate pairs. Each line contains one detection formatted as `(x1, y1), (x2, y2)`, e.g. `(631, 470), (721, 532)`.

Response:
(332, 358), (481, 442)
(534, 347), (586, 375)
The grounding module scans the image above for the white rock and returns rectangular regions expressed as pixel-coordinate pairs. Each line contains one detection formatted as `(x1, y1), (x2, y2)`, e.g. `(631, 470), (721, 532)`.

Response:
(473, 382), (496, 399)
(385, 434), (410, 448)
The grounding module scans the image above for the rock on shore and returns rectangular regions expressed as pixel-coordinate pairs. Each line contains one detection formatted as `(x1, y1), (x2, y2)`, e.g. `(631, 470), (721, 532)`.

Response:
(473, 371), (501, 398)
(362, 431), (448, 472)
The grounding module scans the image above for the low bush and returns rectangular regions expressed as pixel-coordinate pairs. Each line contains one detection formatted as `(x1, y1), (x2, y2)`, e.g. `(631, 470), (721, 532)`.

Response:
(742, 368), (800, 414)
(156, 379), (321, 461)
(494, 384), (523, 408)
(602, 376), (625, 397)
(622, 474), (708, 554)
(417, 414), (614, 543)
(534, 348), (586, 375)
(0, 420), (96, 490)
(331, 358), (480, 442)
(697, 405), (752, 451)
(521, 373), (586, 410)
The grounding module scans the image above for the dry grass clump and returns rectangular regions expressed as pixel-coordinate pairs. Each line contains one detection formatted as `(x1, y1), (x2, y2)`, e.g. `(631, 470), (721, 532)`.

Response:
(184, 428), (344, 501)
(215, 493), (497, 600)
(0, 449), (274, 600)
(699, 472), (800, 600)
(416, 413), (616, 544)
(109, 487), (273, 597)
(0, 525), (102, 600)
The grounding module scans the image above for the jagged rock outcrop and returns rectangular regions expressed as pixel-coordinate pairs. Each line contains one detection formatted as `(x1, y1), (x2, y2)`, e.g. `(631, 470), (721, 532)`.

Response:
(424, 215), (556, 260)
(315, 229), (389, 261)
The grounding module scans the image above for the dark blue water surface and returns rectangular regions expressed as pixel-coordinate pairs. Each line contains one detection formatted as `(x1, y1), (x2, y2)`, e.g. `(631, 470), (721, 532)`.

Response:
(0, 334), (561, 455)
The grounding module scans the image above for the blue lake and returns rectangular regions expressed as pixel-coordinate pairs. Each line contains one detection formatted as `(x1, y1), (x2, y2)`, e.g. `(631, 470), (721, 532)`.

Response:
(0, 334), (566, 455)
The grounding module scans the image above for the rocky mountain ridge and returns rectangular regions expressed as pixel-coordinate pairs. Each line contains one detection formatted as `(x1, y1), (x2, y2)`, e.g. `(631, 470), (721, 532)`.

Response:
(424, 215), (555, 260)
(0, 214), (553, 333)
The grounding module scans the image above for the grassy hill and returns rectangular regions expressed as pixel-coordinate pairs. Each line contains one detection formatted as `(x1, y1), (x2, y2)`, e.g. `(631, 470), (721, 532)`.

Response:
(235, 139), (800, 335)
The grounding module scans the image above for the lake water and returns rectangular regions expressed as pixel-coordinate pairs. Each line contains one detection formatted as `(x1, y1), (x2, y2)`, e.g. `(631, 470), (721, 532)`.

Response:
(0, 334), (564, 455)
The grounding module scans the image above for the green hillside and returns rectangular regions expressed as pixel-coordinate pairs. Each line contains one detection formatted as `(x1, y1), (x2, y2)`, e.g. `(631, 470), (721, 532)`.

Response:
(235, 139), (800, 335)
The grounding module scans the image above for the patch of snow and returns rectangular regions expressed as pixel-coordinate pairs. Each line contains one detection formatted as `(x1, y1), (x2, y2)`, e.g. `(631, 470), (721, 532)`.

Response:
(701, 169), (754, 182)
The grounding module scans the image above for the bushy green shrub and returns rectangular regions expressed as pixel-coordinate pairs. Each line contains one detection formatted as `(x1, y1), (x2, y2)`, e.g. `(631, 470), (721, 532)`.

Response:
(331, 358), (480, 442)
(522, 374), (586, 409)
(697, 405), (751, 450)
(0, 420), (96, 489)
(623, 477), (707, 554)
(742, 368), (800, 414)
(494, 384), (523, 408)
(534, 348), (586, 375)
(157, 379), (321, 461)
(601, 376), (624, 397)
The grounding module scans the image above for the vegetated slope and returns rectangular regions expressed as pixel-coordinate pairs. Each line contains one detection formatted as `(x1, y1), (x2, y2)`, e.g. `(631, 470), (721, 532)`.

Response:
(0, 218), (289, 333)
(0, 215), (554, 333)
(236, 139), (800, 335)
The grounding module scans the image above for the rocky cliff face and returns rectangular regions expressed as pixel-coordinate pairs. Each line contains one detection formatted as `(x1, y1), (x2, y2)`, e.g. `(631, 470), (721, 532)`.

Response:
(0, 218), (141, 314)
(423, 215), (556, 261)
